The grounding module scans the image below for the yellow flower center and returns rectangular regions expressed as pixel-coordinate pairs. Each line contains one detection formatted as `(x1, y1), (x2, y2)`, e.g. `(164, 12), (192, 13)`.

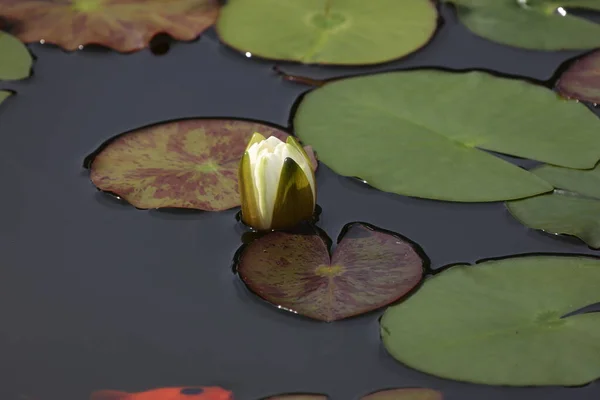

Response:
(315, 264), (345, 277)
(72, 0), (104, 12)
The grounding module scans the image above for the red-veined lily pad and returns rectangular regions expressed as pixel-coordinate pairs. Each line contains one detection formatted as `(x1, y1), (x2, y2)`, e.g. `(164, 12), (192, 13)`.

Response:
(0, 30), (32, 80)
(262, 395), (328, 400)
(87, 119), (317, 211)
(556, 49), (600, 104)
(237, 222), (425, 322)
(361, 388), (443, 400)
(0, 0), (220, 52)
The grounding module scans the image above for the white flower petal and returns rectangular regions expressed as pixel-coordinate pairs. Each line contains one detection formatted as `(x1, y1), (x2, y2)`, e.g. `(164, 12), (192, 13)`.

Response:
(239, 134), (316, 230)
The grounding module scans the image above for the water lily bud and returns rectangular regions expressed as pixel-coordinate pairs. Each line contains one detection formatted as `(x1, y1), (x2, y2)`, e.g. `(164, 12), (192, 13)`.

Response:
(239, 132), (316, 231)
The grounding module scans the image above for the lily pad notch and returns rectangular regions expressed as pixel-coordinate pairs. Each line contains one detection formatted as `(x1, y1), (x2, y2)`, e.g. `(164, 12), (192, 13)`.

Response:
(236, 222), (427, 322)
(85, 117), (317, 212)
(506, 163), (600, 249)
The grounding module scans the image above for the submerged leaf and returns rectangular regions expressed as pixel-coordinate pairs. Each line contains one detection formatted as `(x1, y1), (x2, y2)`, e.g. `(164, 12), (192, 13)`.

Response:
(0, 0), (220, 52)
(445, 0), (600, 50)
(0, 31), (32, 80)
(216, 0), (438, 65)
(237, 222), (424, 322)
(361, 388), (443, 400)
(381, 255), (600, 386)
(88, 119), (317, 211)
(556, 49), (600, 104)
(293, 70), (600, 202)
(506, 164), (600, 248)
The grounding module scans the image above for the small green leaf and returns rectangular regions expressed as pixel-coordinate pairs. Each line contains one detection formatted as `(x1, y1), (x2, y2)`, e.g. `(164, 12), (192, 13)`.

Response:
(0, 90), (12, 104)
(0, 31), (32, 80)
(0, 0), (220, 52)
(293, 70), (600, 202)
(237, 222), (425, 322)
(87, 119), (316, 211)
(535, 0), (600, 11)
(556, 49), (600, 104)
(216, 0), (438, 65)
(507, 164), (600, 248)
(381, 255), (600, 386)
(445, 0), (600, 50)
(361, 388), (443, 400)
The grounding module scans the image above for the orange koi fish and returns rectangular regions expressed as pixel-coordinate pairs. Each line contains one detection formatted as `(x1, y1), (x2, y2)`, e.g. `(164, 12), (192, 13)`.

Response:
(91, 387), (233, 400)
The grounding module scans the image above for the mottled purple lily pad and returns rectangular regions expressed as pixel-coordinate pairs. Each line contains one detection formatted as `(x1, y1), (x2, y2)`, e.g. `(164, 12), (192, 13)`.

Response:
(87, 118), (317, 211)
(556, 49), (600, 104)
(237, 222), (425, 322)
(361, 388), (443, 400)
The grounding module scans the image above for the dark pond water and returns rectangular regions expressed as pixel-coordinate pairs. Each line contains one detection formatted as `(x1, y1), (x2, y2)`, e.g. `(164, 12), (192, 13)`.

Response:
(0, 3), (599, 400)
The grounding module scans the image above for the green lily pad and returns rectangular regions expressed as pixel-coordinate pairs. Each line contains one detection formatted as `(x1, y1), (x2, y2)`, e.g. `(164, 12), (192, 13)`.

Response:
(556, 49), (600, 104)
(216, 0), (438, 65)
(0, 0), (220, 52)
(445, 0), (600, 50)
(0, 31), (32, 80)
(554, 0), (600, 10)
(361, 388), (443, 400)
(293, 69), (600, 202)
(87, 119), (317, 211)
(0, 90), (12, 105)
(263, 395), (328, 400)
(236, 222), (425, 322)
(381, 255), (600, 386)
(506, 164), (600, 248)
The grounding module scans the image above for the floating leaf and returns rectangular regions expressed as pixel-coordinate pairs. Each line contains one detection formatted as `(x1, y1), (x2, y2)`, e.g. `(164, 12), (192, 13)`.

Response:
(445, 0), (600, 50)
(87, 119), (317, 211)
(556, 49), (600, 104)
(0, 31), (32, 80)
(361, 388), (443, 400)
(237, 222), (425, 322)
(0, 90), (11, 105)
(293, 70), (600, 202)
(263, 395), (328, 400)
(381, 255), (600, 386)
(216, 0), (438, 65)
(555, 0), (600, 10)
(506, 164), (600, 248)
(0, 0), (220, 52)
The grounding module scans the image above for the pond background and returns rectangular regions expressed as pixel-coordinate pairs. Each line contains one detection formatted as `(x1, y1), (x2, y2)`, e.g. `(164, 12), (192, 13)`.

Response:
(0, 4), (599, 400)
